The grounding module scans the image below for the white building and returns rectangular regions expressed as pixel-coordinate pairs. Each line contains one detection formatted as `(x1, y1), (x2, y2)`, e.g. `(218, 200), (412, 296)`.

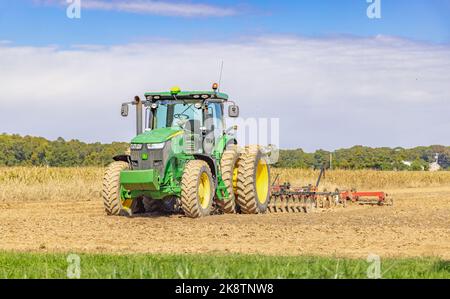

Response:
(402, 161), (412, 167)
(429, 154), (441, 172)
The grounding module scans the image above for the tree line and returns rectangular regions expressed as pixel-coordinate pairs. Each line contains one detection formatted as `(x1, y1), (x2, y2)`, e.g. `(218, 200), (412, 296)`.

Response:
(0, 134), (128, 167)
(275, 146), (450, 171)
(0, 134), (448, 170)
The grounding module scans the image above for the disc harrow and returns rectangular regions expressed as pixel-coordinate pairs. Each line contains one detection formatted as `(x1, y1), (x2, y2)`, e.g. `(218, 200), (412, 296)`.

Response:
(267, 168), (392, 214)
(268, 183), (343, 213)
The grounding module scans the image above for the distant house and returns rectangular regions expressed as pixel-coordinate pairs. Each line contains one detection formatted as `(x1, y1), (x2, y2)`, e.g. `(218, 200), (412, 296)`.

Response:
(429, 154), (441, 172)
(402, 161), (412, 167)
(430, 162), (441, 172)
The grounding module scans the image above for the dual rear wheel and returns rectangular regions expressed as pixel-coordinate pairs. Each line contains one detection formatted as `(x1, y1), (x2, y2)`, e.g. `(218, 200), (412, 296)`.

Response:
(215, 145), (239, 214)
(180, 146), (271, 218)
(235, 146), (271, 214)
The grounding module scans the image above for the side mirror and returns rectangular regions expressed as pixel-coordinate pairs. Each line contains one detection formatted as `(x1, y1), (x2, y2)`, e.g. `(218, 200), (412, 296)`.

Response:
(228, 105), (240, 118)
(121, 103), (129, 117)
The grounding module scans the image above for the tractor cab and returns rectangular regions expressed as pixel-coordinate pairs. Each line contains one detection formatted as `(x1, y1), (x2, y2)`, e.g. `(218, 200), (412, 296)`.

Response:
(122, 85), (239, 156)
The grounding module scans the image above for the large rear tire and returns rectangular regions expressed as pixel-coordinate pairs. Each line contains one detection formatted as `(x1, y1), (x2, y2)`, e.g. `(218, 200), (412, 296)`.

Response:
(236, 146), (271, 214)
(216, 145), (240, 214)
(102, 161), (130, 216)
(181, 160), (214, 218)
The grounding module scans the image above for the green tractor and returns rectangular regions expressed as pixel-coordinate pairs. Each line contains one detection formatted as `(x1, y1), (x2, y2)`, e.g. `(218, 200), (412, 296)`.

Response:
(102, 84), (271, 218)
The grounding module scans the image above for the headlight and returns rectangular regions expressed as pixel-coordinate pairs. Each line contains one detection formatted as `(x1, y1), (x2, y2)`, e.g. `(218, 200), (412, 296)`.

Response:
(147, 143), (165, 150)
(130, 144), (143, 150)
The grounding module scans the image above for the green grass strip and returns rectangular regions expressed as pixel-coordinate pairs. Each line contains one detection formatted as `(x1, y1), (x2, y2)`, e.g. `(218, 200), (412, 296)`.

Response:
(0, 252), (448, 279)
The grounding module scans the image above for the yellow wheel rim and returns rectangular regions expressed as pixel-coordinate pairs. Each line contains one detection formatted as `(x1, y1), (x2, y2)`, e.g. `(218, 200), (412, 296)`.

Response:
(255, 160), (269, 204)
(122, 199), (133, 209)
(232, 165), (239, 195)
(198, 172), (211, 209)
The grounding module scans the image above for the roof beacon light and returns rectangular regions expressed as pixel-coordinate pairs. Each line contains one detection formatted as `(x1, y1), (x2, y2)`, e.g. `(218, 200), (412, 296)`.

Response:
(170, 86), (181, 95)
(212, 83), (219, 91)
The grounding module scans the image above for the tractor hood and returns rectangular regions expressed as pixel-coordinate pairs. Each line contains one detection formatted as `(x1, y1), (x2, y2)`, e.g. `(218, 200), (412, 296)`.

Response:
(131, 127), (183, 144)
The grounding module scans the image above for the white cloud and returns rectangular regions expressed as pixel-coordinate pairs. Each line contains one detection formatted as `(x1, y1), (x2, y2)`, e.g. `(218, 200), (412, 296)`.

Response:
(34, 0), (237, 17)
(1, 36), (449, 150)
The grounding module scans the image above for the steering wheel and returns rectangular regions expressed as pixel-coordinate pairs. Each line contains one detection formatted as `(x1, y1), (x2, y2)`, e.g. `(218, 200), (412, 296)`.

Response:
(173, 113), (190, 121)
(173, 113), (190, 128)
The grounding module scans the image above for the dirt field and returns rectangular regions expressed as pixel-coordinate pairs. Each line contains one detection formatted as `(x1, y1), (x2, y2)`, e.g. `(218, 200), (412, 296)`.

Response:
(1, 181), (449, 259)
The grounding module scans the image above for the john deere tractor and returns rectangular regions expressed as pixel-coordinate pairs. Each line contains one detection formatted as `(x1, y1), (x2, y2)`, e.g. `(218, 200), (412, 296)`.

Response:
(102, 84), (270, 218)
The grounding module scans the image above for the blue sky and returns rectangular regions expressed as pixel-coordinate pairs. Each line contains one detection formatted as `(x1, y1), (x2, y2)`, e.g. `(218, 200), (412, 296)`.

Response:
(0, 1), (450, 150)
(1, 0), (449, 46)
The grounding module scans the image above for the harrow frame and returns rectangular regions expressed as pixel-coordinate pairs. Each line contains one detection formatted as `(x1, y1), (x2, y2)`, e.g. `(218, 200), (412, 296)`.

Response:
(268, 168), (392, 213)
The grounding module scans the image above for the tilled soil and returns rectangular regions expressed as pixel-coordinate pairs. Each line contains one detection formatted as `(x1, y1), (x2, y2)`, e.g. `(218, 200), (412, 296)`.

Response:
(0, 187), (449, 259)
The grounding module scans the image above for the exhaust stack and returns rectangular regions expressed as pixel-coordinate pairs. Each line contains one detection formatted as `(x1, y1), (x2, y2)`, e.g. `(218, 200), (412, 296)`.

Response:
(134, 96), (143, 136)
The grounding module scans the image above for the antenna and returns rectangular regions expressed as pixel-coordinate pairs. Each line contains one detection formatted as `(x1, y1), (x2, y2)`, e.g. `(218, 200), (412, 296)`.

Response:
(218, 60), (224, 92)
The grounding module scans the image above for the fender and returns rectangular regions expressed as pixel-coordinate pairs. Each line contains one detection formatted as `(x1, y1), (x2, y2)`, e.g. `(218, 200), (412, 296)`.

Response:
(226, 138), (237, 148)
(215, 135), (237, 158)
(193, 154), (218, 183)
(113, 155), (131, 163)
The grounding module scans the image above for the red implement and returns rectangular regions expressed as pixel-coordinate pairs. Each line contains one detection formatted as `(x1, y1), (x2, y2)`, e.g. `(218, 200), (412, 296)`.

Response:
(340, 190), (391, 206)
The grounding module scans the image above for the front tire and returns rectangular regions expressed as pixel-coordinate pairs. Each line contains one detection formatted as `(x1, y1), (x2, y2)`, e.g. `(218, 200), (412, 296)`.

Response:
(102, 161), (130, 216)
(181, 160), (214, 218)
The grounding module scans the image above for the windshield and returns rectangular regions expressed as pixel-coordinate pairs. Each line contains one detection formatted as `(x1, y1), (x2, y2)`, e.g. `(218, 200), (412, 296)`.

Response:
(153, 101), (203, 130)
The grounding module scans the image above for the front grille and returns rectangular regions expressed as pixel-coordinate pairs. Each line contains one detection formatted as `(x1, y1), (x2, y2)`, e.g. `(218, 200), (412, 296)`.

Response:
(130, 143), (171, 179)
(131, 146), (163, 172)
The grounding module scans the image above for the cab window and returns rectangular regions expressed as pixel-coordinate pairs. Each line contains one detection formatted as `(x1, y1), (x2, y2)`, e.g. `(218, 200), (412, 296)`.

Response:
(207, 103), (224, 141)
